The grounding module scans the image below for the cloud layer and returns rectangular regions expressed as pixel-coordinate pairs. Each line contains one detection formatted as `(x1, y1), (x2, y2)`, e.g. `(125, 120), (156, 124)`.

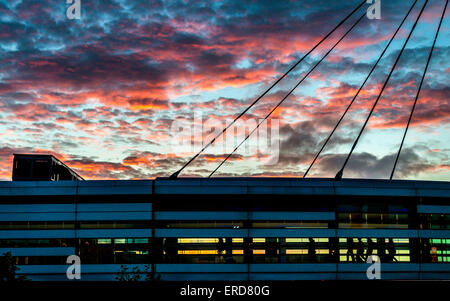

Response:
(0, 0), (448, 180)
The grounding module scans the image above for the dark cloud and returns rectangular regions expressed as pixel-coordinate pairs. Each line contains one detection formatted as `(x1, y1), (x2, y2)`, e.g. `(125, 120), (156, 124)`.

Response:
(312, 147), (438, 179)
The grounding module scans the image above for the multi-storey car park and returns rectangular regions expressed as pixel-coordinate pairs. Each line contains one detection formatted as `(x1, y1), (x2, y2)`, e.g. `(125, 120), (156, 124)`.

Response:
(0, 154), (448, 281)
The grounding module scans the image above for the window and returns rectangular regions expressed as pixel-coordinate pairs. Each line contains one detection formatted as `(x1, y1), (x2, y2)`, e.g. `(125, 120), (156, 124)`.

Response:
(338, 213), (409, 229)
(422, 238), (450, 263)
(420, 214), (450, 230)
(251, 238), (333, 263)
(32, 159), (51, 179)
(161, 238), (245, 264)
(13, 158), (31, 178)
(79, 238), (151, 264)
(0, 239), (74, 248)
(252, 222), (329, 228)
(339, 238), (411, 262)
(161, 221), (243, 229)
(79, 221), (150, 229)
(0, 221), (74, 230)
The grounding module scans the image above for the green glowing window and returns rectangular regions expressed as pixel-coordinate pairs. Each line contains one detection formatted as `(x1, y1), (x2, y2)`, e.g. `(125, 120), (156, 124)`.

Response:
(134, 238), (149, 244)
(97, 239), (111, 244)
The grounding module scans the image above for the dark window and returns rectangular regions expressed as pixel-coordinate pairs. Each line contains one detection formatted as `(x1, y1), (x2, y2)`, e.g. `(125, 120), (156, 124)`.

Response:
(14, 158), (31, 178)
(32, 160), (51, 179)
(79, 238), (151, 264)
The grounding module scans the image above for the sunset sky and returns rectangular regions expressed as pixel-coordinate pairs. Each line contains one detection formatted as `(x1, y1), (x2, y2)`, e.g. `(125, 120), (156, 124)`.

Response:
(0, 0), (448, 180)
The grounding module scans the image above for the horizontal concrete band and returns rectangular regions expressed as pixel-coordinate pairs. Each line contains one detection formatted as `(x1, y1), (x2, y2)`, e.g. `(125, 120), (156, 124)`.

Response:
(0, 178), (449, 197)
(16, 263), (450, 274)
(0, 203), (152, 212)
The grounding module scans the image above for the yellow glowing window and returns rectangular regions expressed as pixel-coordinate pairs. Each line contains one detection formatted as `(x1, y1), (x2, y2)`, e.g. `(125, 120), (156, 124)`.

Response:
(286, 249), (307, 254)
(178, 250), (218, 255)
(177, 238), (244, 244)
(253, 249), (266, 254)
(253, 238), (266, 243)
(178, 238), (219, 244)
(317, 249), (329, 254)
(340, 249), (357, 254)
(394, 256), (410, 262)
(285, 238), (307, 243)
(338, 238), (358, 242)
(284, 238), (329, 243)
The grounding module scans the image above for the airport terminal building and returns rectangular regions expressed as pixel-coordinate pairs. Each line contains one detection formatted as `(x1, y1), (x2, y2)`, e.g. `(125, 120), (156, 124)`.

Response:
(0, 155), (449, 281)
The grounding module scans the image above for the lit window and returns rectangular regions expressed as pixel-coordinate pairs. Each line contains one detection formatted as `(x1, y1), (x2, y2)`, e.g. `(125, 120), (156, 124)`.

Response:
(97, 239), (111, 244)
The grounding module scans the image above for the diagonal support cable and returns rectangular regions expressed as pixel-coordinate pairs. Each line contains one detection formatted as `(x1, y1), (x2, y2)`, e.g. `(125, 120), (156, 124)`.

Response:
(209, 11), (367, 177)
(390, 0), (448, 180)
(169, 0), (366, 178)
(334, 0), (429, 181)
(303, 0), (418, 178)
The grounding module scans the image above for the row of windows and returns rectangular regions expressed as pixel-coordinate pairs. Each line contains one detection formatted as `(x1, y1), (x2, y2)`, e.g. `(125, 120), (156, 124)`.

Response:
(0, 221), (330, 230)
(3, 237), (450, 265)
(0, 221), (151, 230)
(338, 213), (410, 229)
(0, 239), (74, 248)
(162, 221), (330, 229)
(158, 238), (414, 264)
(0, 214), (447, 230)
(420, 214), (450, 230)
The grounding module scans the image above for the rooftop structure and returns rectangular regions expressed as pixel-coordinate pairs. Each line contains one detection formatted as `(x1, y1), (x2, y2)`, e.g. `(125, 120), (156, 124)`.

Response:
(12, 154), (84, 182)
